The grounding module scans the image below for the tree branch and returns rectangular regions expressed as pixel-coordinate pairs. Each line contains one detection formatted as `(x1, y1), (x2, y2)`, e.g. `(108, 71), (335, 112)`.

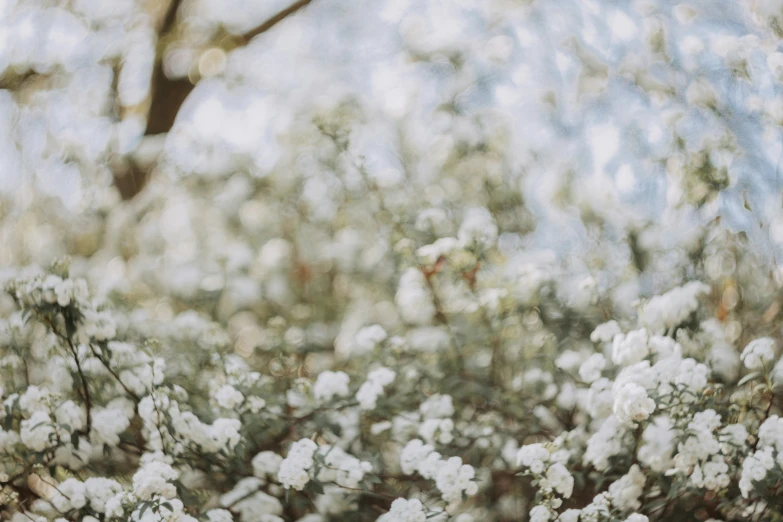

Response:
(239, 0), (313, 42)
(116, 0), (315, 200)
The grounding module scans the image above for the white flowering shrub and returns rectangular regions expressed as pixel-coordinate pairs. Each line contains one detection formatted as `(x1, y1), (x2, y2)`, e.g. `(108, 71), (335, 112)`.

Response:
(4, 1), (783, 522)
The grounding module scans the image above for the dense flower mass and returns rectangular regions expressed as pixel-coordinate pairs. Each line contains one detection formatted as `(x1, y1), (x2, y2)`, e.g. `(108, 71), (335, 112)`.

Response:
(4, 0), (783, 521)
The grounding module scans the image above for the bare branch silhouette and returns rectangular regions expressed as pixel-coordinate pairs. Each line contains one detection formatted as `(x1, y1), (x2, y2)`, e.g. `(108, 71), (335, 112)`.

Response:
(114, 0), (314, 199)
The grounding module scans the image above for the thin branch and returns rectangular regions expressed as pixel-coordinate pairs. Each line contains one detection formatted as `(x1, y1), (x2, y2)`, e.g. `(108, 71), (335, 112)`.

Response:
(239, 0), (313, 42)
(44, 316), (92, 435)
(87, 343), (141, 402)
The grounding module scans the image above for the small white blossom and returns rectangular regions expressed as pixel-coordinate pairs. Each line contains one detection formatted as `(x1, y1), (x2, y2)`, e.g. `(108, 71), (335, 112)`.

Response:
(132, 459), (179, 500)
(278, 439), (318, 491)
(613, 382), (655, 424)
(516, 443), (550, 474)
(612, 329), (649, 366)
(740, 338), (776, 370)
(252, 451), (283, 478)
(354, 325), (388, 354)
(457, 207), (498, 250)
(379, 498), (427, 522)
(545, 463), (574, 498)
(579, 354), (607, 383)
(313, 371), (350, 402)
(590, 320), (621, 343)
(529, 505), (554, 522)
(214, 384), (245, 409)
(608, 465), (646, 511)
(356, 367), (396, 410)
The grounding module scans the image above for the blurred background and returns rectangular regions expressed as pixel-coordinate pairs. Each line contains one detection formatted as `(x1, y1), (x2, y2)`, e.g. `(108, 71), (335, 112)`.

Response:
(2, 0), (783, 326)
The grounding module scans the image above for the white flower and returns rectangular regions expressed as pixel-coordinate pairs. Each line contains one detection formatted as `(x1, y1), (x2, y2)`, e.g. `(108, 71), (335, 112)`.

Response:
(214, 384), (245, 409)
(579, 354), (606, 383)
(581, 492), (612, 521)
(719, 423), (748, 454)
(104, 492), (128, 518)
(278, 439), (318, 490)
(516, 443), (550, 474)
(584, 416), (627, 471)
(55, 400), (85, 431)
(313, 371), (350, 402)
(395, 268), (436, 325)
(434, 456), (478, 505)
(381, 498), (426, 522)
(613, 383), (655, 424)
(316, 445), (373, 489)
(555, 350), (584, 372)
(612, 329), (649, 366)
(132, 459), (179, 500)
(400, 439), (434, 475)
(590, 320), (621, 343)
(648, 335), (679, 359)
(740, 338), (776, 370)
(614, 361), (656, 394)
(356, 367), (396, 410)
(414, 208), (450, 234)
(83, 310), (117, 341)
(246, 396), (267, 413)
(558, 509), (581, 522)
(416, 237), (459, 264)
(206, 509), (234, 522)
(638, 416), (675, 472)
(529, 505), (554, 522)
(0, 424), (20, 453)
(354, 325), (388, 354)
(20, 411), (56, 452)
(691, 409), (722, 433)
(640, 282), (710, 333)
(690, 456), (730, 490)
(52, 478), (86, 511)
(758, 415), (783, 450)
(219, 478), (283, 520)
(83, 478), (123, 513)
(19, 386), (51, 413)
(671, 358), (710, 395)
(252, 451), (283, 478)
(587, 378), (614, 419)
(740, 447), (775, 498)
(419, 394), (454, 419)
(608, 464), (645, 511)
(545, 463), (574, 498)
(418, 418), (454, 444)
(458, 207), (498, 250)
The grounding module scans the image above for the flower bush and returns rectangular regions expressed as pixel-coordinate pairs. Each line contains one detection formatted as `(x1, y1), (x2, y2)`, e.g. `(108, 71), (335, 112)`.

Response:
(4, 1), (783, 522)
(2, 213), (783, 522)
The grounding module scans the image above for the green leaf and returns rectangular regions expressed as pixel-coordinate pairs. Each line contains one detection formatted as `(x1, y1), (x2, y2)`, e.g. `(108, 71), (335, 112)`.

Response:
(645, 498), (668, 512)
(738, 372), (760, 386)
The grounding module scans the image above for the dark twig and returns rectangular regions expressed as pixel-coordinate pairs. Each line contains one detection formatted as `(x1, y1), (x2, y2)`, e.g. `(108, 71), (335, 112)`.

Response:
(44, 316), (92, 435)
(119, 0), (316, 199)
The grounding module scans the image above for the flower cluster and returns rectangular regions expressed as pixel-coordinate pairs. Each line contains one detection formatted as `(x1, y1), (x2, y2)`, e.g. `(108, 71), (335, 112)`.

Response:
(278, 439), (319, 491)
(400, 440), (479, 508)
